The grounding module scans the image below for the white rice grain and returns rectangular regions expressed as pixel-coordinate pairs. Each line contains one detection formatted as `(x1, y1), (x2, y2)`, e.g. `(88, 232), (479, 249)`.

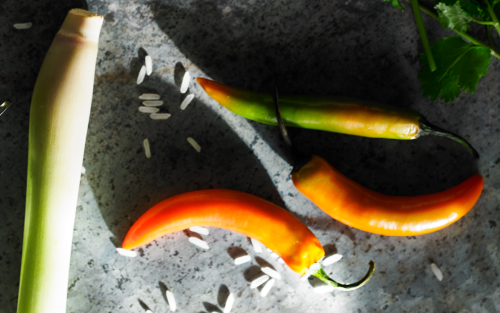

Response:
(187, 137), (201, 152)
(139, 93), (161, 100)
(139, 106), (160, 113)
(143, 101), (163, 107)
(145, 55), (153, 75)
(137, 65), (146, 84)
(278, 258), (285, 264)
(143, 139), (151, 159)
(180, 94), (195, 110)
(180, 71), (190, 93)
(150, 113), (172, 120)
(234, 255), (251, 265)
(431, 263), (443, 281)
(81, 166), (86, 175)
(189, 226), (209, 235)
(313, 285), (335, 294)
(261, 267), (281, 280)
(323, 254), (343, 266)
(250, 275), (269, 289)
(116, 248), (137, 258)
(146, 310), (153, 313)
(250, 238), (262, 253)
(188, 237), (209, 250)
(260, 278), (275, 297)
(270, 252), (279, 259)
(14, 23), (32, 29)
(166, 290), (177, 311)
(223, 293), (235, 313)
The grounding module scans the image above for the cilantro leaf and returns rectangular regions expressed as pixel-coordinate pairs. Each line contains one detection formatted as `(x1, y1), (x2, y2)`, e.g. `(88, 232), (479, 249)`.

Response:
(382, 0), (404, 12)
(436, 2), (475, 32)
(418, 36), (491, 102)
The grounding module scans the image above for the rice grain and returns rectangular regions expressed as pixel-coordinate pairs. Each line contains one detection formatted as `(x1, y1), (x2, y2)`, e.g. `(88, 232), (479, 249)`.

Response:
(323, 254), (343, 266)
(313, 285), (335, 294)
(250, 275), (269, 289)
(180, 94), (195, 110)
(189, 226), (209, 235)
(139, 106), (160, 113)
(431, 263), (443, 281)
(187, 137), (201, 152)
(145, 55), (152, 75)
(180, 71), (190, 93)
(143, 139), (151, 158)
(139, 93), (161, 100)
(14, 23), (32, 29)
(116, 248), (137, 258)
(166, 290), (177, 311)
(137, 65), (146, 84)
(223, 293), (234, 313)
(143, 101), (163, 107)
(260, 278), (275, 297)
(250, 238), (262, 253)
(188, 237), (209, 249)
(234, 255), (251, 265)
(150, 113), (172, 120)
(261, 267), (281, 280)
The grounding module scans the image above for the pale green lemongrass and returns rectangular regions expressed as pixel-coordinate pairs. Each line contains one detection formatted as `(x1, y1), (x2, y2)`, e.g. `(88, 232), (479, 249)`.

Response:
(17, 9), (103, 313)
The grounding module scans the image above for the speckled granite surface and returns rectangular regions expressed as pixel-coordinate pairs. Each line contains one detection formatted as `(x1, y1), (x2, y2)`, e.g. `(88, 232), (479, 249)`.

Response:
(1, 0), (499, 312)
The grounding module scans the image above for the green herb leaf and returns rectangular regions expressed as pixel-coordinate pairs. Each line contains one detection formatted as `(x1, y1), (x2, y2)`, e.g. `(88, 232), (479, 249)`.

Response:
(436, 2), (475, 32)
(419, 36), (491, 102)
(382, 0), (404, 12)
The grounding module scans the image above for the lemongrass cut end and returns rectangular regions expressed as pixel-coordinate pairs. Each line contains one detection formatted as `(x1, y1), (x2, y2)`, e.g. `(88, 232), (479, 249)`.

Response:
(59, 9), (103, 43)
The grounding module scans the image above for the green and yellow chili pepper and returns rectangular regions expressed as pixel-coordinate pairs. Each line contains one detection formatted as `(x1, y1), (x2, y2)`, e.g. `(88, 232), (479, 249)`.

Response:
(197, 78), (478, 157)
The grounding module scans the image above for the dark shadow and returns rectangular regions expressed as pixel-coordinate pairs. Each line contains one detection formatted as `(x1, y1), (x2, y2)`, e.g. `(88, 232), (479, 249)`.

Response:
(138, 299), (151, 311)
(217, 284), (230, 308)
(174, 62), (186, 87)
(243, 265), (264, 282)
(323, 244), (338, 258)
(149, 0), (479, 197)
(227, 246), (248, 260)
(159, 281), (169, 305)
(203, 302), (222, 313)
(184, 229), (203, 241)
(254, 256), (275, 271)
(85, 68), (282, 245)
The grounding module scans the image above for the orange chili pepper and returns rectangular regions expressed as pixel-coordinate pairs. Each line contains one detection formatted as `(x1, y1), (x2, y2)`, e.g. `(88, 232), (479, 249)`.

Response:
(123, 189), (375, 290)
(292, 156), (484, 236)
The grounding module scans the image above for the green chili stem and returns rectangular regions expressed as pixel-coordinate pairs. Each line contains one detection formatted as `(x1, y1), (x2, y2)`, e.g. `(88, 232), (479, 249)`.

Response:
(485, 0), (500, 36)
(473, 19), (495, 26)
(420, 119), (479, 158)
(307, 260), (376, 291)
(410, 0), (436, 71)
(404, 0), (500, 60)
(487, 25), (495, 49)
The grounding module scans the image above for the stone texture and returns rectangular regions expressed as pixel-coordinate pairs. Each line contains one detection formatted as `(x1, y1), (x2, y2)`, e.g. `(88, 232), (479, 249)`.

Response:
(1, 0), (499, 312)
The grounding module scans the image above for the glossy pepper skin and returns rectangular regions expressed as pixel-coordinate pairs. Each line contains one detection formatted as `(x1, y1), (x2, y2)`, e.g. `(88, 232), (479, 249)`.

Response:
(198, 78), (478, 157)
(292, 155), (484, 236)
(123, 189), (324, 276)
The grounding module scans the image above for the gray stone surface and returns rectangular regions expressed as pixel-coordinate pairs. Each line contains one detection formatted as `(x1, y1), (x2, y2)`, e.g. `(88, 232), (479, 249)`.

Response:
(1, 0), (499, 312)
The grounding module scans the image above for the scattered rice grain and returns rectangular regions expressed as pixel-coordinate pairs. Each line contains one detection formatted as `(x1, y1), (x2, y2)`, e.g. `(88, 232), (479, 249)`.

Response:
(187, 137), (201, 152)
(313, 285), (335, 294)
(81, 166), (86, 174)
(223, 293), (235, 313)
(188, 237), (209, 249)
(431, 263), (443, 281)
(116, 248), (137, 258)
(278, 258), (285, 264)
(166, 290), (177, 311)
(145, 55), (153, 75)
(323, 254), (343, 266)
(137, 65), (146, 84)
(180, 71), (190, 93)
(180, 94), (195, 110)
(150, 113), (172, 120)
(250, 275), (269, 289)
(139, 93), (160, 100)
(234, 255), (251, 265)
(14, 23), (32, 29)
(189, 226), (209, 235)
(260, 278), (275, 297)
(261, 267), (281, 280)
(250, 238), (262, 253)
(139, 106), (160, 113)
(143, 139), (151, 158)
(143, 100), (163, 107)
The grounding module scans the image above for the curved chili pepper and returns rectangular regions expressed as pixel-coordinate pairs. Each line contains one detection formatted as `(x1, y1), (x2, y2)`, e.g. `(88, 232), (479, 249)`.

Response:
(270, 83), (484, 237)
(197, 78), (478, 158)
(122, 189), (375, 290)
(292, 156), (484, 236)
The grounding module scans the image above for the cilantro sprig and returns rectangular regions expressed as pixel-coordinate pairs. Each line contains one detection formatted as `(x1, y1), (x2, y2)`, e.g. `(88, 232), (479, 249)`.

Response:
(383, 0), (500, 102)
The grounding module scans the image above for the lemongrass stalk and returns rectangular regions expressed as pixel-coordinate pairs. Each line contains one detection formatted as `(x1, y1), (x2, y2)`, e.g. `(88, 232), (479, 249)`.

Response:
(17, 9), (103, 313)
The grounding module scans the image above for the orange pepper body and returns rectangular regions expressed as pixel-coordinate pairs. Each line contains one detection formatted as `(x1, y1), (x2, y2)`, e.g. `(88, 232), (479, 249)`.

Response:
(122, 189), (324, 276)
(292, 156), (484, 236)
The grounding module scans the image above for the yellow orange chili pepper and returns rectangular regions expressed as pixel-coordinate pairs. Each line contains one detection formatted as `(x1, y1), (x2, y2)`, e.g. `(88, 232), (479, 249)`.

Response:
(123, 189), (375, 290)
(292, 155), (484, 236)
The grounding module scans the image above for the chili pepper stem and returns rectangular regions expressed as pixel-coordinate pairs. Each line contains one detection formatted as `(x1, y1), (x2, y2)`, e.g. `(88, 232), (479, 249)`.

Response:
(419, 119), (479, 158)
(307, 260), (376, 291)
